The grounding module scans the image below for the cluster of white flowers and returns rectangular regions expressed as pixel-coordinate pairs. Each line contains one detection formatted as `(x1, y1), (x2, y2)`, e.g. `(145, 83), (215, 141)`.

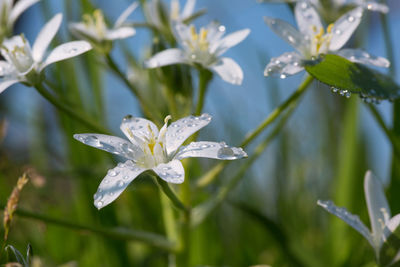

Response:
(263, 0), (389, 78)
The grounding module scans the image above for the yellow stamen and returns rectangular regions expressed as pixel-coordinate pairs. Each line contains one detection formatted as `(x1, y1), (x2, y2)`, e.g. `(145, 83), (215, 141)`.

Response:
(190, 25), (198, 41)
(164, 115), (172, 124)
(327, 23), (334, 34)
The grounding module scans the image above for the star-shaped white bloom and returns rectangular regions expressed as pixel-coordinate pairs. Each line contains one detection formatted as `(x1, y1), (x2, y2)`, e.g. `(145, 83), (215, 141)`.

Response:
(318, 171), (400, 263)
(145, 22), (250, 85)
(264, 1), (389, 78)
(0, 0), (40, 39)
(0, 13), (92, 94)
(259, 0), (388, 13)
(74, 114), (247, 209)
(69, 1), (138, 44)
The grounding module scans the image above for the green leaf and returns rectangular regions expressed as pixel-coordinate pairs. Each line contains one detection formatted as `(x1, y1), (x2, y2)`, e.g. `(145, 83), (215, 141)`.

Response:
(304, 54), (400, 101)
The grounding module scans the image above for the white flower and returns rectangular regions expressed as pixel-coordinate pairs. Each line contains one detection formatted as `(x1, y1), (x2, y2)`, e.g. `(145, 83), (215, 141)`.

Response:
(145, 22), (250, 85)
(74, 114), (247, 209)
(318, 171), (400, 262)
(69, 1), (138, 43)
(264, 1), (389, 78)
(259, 0), (388, 13)
(0, 13), (92, 94)
(146, 0), (198, 28)
(0, 0), (40, 39)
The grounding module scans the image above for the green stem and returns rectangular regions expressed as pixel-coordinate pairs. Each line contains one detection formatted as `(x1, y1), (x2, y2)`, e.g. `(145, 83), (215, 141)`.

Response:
(195, 75), (314, 188)
(35, 83), (110, 134)
(367, 104), (400, 157)
(192, 105), (296, 227)
(154, 175), (188, 212)
(194, 68), (213, 116)
(105, 54), (160, 121)
(0, 204), (177, 252)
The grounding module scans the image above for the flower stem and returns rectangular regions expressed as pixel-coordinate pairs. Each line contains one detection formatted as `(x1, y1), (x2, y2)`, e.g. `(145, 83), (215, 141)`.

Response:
(195, 75), (314, 188)
(35, 83), (110, 134)
(154, 175), (188, 212)
(192, 104), (296, 227)
(105, 53), (160, 122)
(0, 203), (177, 252)
(194, 68), (213, 116)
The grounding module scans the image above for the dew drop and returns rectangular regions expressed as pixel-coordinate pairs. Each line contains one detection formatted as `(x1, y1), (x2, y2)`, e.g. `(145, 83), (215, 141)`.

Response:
(108, 170), (118, 177)
(335, 29), (341, 35)
(331, 87), (338, 93)
(280, 74), (287, 79)
(345, 91), (351, 98)
(217, 146), (234, 159)
(218, 25), (226, 32)
(96, 201), (103, 208)
(200, 144), (209, 149)
(301, 2), (308, 9)
(123, 175), (129, 180)
(347, 16), (355, 22)
(118, 181), (125, 187)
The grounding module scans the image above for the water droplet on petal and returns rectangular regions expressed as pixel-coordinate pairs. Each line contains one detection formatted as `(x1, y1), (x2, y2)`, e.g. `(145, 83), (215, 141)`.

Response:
(218, 25), (226, 32)
(118, 181), (125, 187)
(280, 74), (286, 79)
(96, 201), (103, 208)
(108, 170), (118, 177)
(347, 15), (355, 22)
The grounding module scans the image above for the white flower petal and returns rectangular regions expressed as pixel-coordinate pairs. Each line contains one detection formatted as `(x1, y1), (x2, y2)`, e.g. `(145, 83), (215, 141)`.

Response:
(93, 161), (146, 209)
(32, 13), (62, 62)
(175, 141), (247, 160)
(152, 159), (185, 184)
(73, 133), (142, 159)
(105, 27), (136, 40)
(120, 115), (159, 145)
(69, 22), (100, 41)
(264, 16), (307, 52)
(41, 41), (92, 71)
(329, 7), (363, 51)
(181, 0), (196, 19)
(383, 214), (400, 242)
(9, 0), (39, 26)
(211, 29), (250, 56)
(144, 48), (187, 68)
(166, 113), (212, 156)
(114, 1), (139, 28)
(364, 170), (391, 247)
(0, 61), (16, 76)
(264, 51), (304, 77)
(361, 1), (388, 13)
(317, 200), (374, 247)
(295, 1), (323, 37)
(335, 49), (390, 68)
(210, 57), (243, 85)
(0, 79), (19, 94)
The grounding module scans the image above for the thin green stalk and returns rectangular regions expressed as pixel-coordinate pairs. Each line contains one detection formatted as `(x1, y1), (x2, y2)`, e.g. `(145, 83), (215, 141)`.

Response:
(34, 83), (110, 134)
(194, 68), (213, 116)
(367, 104), (400, 157)
(0, 204), (177, 252)
(195, 75), (314, 188)
(105, 54), (160, 121)
(192, 105), (296, 227)
(154, 175), (188, 212)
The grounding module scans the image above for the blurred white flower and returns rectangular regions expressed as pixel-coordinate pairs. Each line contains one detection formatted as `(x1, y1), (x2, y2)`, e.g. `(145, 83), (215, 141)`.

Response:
(146, 0), (198, 28)
(318, 171), (400, 260)
(69, 2), (138, 44)
(0, 13), (92, 93)
(145, 22), (250, 85)
(264, 1), (389, 78)
(259, 0), (388, 13)
(74, 114), (247, 209)
(0, 0), (40, 39)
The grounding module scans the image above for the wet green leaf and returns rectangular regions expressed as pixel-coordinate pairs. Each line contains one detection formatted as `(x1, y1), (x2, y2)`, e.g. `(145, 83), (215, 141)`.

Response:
(304, 54), (400, 101)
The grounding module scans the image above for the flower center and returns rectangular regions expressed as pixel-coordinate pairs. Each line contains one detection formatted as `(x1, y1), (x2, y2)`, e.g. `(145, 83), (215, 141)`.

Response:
(83, 9), (107, 38)
(310, 23), (334, 56)
(1, 35), (34, 74)
(187, 25), (210, 52)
